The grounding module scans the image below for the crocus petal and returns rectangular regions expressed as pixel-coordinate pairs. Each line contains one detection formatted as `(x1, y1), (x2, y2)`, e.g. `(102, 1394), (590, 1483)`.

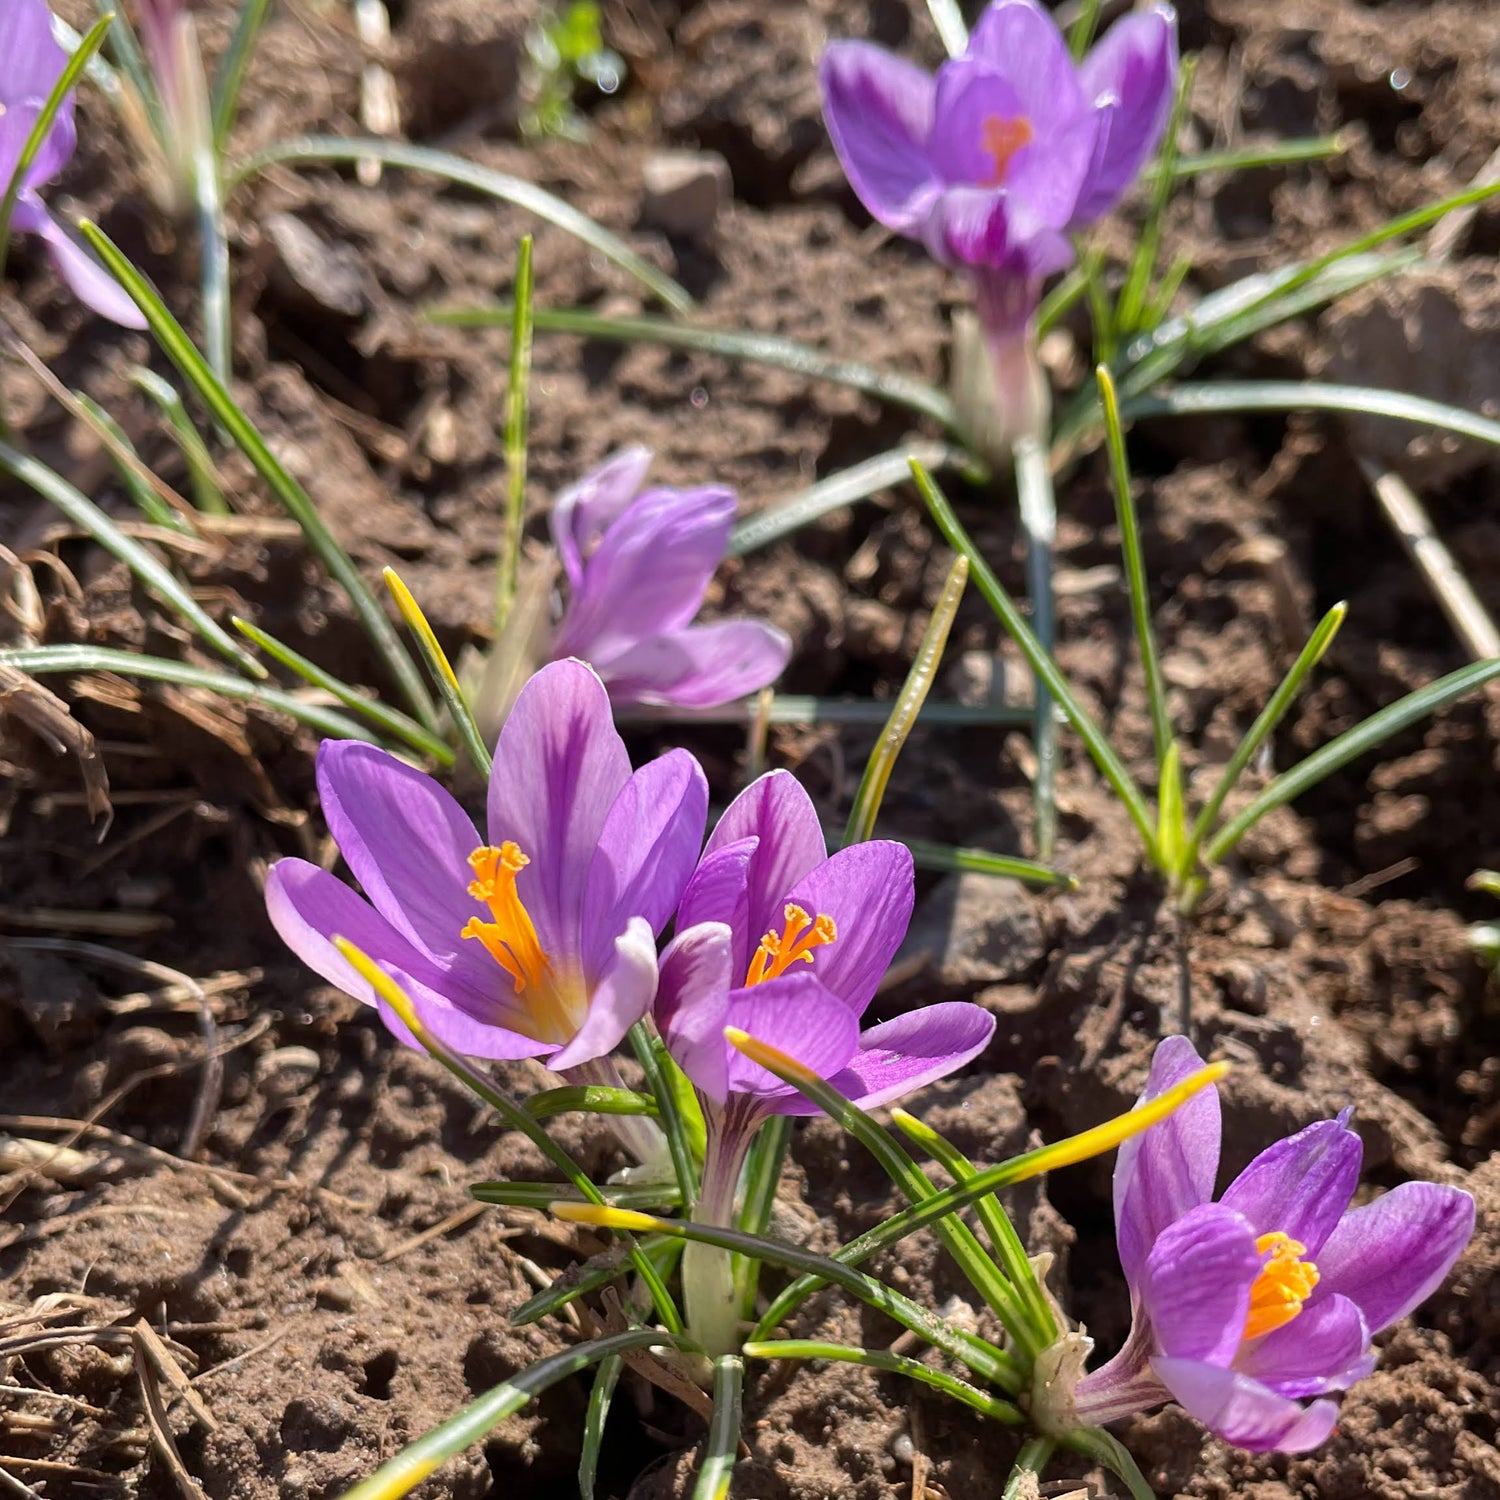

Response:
(721, 972), (862, 1102)
(551, 486), (737, 664)
(1139, 1202), (1260, 1365)
(1312, 1181), (1476, 1334)
(819, 41), (938, 231)
(595, 619), (791, 710)
(1219, 1117), (1362, 1257)
(1114, 1036), (1222, 1291)
(676, 837), (756, 943)
(549, 447), (653, 590)
(780, 839), (914, 1015)
(549, 916), (658, 1071)
(315, 740), (494, 992)
(1237, 1294), (1374, 1399)
(16, 201), (148, 329)
(657, 921), (735, 1106)
(785, 1001), (995, 1117)
(1071, 5), (1178, 225)
(967, 0), (1087, 124)
(704, 770), (827, 981)
(486, 659), (631, 958)
(581, 746), (708, 977)
(1, 0), (68, 99)
(919, 185), (1074, 279)
(1151, 1358), (1340, 1454)
(0, 101), (76, 196)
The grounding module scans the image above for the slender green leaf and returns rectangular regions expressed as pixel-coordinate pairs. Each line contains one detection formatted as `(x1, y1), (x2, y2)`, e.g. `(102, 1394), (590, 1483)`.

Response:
(428, 304), (961, 431)
(471, 1181), (681, 1211)
(579, 1354), (621, 1500)
(0, 442), (260, 675)
(846, 556), (967, 844)
(628, 1021), (701, 1209)
(743, 1341), (1024, 1425)
(334, 1330), (686, 1500)
(734, 1115), (789, 1319)
(898, 837), (1075, 887)
(211, 0), (274, 151)
(1002, 1437), (1058, 1500)
(1068, 0), (1103, 56)
(1204, 656), (1500, 868)
(73, 393), (190, 533)
(78, 221), (439, 729)
(1035, 264), (1088, 340)
(232, 137), (694, 313)
(912, 459), (1160, 860)
(1150, 134), (1348, 181)
(1014, 434), (1058, 855)
(692, 1356), (743, 1500)
(1156, 740), (1184, 876)
(925, 0), (968, 56)
(615, 697), (1031, 728)
(505, 1234), (679, 1328)
(496, 235), (534, 631)
(520, 1085), (659, 1122)
(1059, 1427), (1157, 1500)
(131, 368), (229, 514)
(1, 644), (386, 742)
(88, 0), (160, 141)
(727, 442), (968, 557)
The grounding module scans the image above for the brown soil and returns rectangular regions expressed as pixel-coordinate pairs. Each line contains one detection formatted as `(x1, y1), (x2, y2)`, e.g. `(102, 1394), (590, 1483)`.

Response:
(2, 1), (1499, 1498)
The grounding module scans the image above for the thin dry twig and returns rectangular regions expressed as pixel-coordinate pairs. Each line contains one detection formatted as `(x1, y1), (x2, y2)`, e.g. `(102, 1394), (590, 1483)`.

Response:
(0, 666), (111, 831)
(131, 1329), (204, 1500)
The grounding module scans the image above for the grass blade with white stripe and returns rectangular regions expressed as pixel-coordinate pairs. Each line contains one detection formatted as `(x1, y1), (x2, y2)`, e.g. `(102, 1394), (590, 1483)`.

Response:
(692, 1356), (743, 1500)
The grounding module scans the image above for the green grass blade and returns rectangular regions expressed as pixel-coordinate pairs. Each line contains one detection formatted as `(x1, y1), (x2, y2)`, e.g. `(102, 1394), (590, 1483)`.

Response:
(1155, 739), (1184, 876)
(1180, 602), (1345, 894)
(232, 137), (694, 313)
(615, 697), (1031, 729)
(1059, 1427), (1156, 1500)
(692, 1356), (744, 1500)
(0, 441), (260, 675)
(897, 837), (1076, 886)
(231, 616), (453, 760)
(1203, 655), (1500, 869)
(471, 1181), (681, 1211)
(727, 442), (967, 557)
(578, 1353), (621, 1500)
(211, 0), (274, 151)
(1068, 0), (1103, 56)
(496, 235), (534, 631)
(1002, 1437), (1058, 1500)
(1035, 264), (1088, 339)
(1099, 367), (1173, 770)
(558, 1205), (1017, 1390)
(131, 368), (230, 513)
(87, 0), (161, 142)
(335, 1330), (682, 1500)
(912, 459), (1160, 861)
(627, 1021), (701, 1207)
(506, 1234), (680, 1328)
(78, 220), (439, 729)
(1150, 134), (1348, 181)
(742, 1341), (1024, 1425)
(925, 0), (968, 56)
(0, 644), (390, 742)
(1122, 380), (1500, 451)
(72, 392), (191, 533)
(1, 13), (114, 277)
(1014, 435), (1058, 855)
(428, 304), (961, 432)
(734, 1114), (789, 1319)
(520, 1085), (659, 1121)
(845, 555), (967, 844)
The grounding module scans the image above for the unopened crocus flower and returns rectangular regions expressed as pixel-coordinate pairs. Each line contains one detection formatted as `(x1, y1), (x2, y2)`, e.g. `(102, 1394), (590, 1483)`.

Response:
(1064, 1037), (1475, 1452)
(820, 0), (1176, 445)
(267, 659), (707, 1073)
(656, 769), (995, 1350)
(546, 448), (792, 709)
(0, 0), (146, 327)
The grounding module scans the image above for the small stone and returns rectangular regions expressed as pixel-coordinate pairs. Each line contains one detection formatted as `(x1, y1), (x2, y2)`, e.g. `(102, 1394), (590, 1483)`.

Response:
(641, 151), (731, 242)
(265, 213), (368, 320)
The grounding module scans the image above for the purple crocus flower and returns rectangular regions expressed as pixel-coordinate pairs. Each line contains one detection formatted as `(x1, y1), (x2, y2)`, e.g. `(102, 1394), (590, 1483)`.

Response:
(546, 448), (791, 710)
(266, 659), (707, 1072)
(0, 0), (147, 327)
(656, 769), (995, 1350)
(820, 0), (1176, 442)
(1068, 1037), (1475, 1452)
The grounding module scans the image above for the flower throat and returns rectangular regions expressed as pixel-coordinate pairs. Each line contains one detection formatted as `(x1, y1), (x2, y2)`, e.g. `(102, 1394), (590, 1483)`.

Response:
(746, 903), (837, 986)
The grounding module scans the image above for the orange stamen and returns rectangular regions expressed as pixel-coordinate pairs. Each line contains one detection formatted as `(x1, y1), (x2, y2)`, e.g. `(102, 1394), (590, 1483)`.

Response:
(1243, 1231), (1320, 1342)
(746, 903), (838, 986)
(980, 114), (1034, 185)
(461, 843), (552, 994)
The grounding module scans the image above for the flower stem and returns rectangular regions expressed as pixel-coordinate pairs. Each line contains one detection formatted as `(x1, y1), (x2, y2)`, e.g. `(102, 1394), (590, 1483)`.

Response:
(684, 1099), (761, 1356)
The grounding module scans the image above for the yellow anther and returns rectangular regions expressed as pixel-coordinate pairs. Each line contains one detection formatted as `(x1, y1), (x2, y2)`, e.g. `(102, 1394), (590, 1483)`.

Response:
(745, 903), (838, 986)
(980, 114), (1034, 186)
(1243, 1231), (1320, 1342)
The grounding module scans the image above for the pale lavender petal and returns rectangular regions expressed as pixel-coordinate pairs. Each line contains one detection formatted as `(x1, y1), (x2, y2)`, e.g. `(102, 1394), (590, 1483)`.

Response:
(582, 747), (707, 977)
(1151, 1358), (1340, 1454)
(919, 185), (1074, 279)
(1237, 1294), (1373, 1399)
(721, 972), (862, 1101)
(0, 101), (76, 195)
(819, 41), (938, 231)
(549, 916), (657, 1071)
(675, 838), (756, 950)
(596, 620), (791, 710)
(780, 1001), (995, 1116)
(549, 447), (653, 589)
(1140, 1202), (1259, 1365)
(781, 839), (914, 1015)
(705, 770), (827, 979)
(1113, 1035), (1221, 1291)
(486, 659), (631, 959)
(1313, 1181), (1476, 1334)
(552, 486), (736, 664)
(657, 921), (735, 1105)
(21, 203), (148, 329)
(1071, 5), (1178, 225)
(316, 740), (493, 991)
(0, 0), (70, 103)
(1220, 1117), (1362, 1256)
(398, 982), (559, 1061)
(967, 0), (1087, 123)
